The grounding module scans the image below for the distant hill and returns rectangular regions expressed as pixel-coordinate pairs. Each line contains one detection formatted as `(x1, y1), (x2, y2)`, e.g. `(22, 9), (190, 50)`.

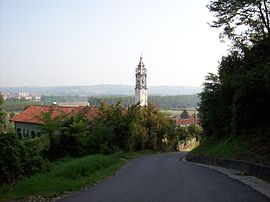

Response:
(0, 85), (201, 96)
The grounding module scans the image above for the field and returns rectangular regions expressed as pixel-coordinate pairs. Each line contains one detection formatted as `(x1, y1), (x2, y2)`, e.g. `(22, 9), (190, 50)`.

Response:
(160, 108), (197, 116)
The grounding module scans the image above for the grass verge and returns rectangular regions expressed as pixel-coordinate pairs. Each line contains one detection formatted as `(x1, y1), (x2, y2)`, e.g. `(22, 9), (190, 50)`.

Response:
(0, 150), (154, 200)
(190, 135), (270, 165)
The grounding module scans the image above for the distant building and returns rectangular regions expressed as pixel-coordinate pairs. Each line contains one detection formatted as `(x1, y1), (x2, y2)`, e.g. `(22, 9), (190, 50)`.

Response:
(33, 95), (41, 101)
(57, 102), (89, 107)
(11, 105), (98, 139)
(175, 113), (200, 127)
(2, 92), (41, 101)
(135, 54), (148, 106)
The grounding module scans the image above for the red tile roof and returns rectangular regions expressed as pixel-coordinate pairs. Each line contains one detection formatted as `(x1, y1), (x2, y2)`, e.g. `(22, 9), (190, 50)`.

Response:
(11, 105), (99, 124)
(176, 118), (199, 126)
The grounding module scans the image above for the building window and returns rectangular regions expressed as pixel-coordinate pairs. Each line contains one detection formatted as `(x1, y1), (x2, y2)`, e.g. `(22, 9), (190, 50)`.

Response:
(23, 129), (29, 138)
(31, 131), (36, 139)
(17, 128), (22, 139)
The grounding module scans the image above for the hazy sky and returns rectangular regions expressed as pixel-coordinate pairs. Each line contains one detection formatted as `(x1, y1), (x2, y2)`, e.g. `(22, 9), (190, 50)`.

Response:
(0, 0), (228, 87)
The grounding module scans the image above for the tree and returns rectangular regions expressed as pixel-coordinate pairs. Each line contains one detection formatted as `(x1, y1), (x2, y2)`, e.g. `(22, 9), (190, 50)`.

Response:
(199, 73), (231, 137)
(0, 93), (13, 134)
(208, 0), (270, 47)
(176, 124), (203, 143)
(0, 134), (48, 185)
(40, 108), (62, 137)
(199, 36), (270, 138)
(180, 109), (189, 119)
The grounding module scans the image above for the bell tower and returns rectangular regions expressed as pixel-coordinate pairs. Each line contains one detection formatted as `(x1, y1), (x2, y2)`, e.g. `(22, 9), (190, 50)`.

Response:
(135, 54), (148, 106)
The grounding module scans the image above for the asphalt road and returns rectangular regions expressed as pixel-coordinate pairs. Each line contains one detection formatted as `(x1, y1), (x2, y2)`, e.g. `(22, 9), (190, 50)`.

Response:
(59, 152), (269, 202)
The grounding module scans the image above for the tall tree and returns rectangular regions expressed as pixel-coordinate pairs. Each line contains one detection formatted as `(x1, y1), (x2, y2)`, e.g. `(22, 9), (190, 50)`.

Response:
(0, 93), (11, 134)
(208, 0), (270, 47)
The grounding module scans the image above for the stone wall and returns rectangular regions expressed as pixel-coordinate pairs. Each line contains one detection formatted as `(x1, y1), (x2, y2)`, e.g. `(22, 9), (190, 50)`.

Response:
(178, 138), (199, 151)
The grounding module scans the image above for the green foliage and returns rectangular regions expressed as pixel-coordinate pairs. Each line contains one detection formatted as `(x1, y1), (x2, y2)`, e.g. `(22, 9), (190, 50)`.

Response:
(208, 0), (270, 48)
(0, 151), (154, 199)
(196, 3), (270, 164)
(126, 103), (177, 152)
(0, 134), (48, 185)
(38, 102), (178, 159)
(23, 135), (50, 157)
(191, 134), (270, 165)
(199, 73), (230, 137)
(0, 93), (13, 134)
(180, 109), (189, 119)
(191, 136), (249, 158)
(176, 124), (203, 144)
(0, 100), (179, 191)
(199, 36), (270, 139)
(1, 154), (122, 199)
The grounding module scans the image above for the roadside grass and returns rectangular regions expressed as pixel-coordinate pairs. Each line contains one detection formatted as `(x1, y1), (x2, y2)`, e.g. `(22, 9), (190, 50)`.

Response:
(190, 135), (270, 165)
(191, 136), (248, 158)
(0, 150), (154, 200)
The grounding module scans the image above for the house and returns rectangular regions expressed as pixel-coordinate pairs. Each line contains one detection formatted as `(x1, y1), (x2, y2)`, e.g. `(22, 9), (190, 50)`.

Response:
(57, 102), (89, 107)
(11, 105), (98, 139)
(175, 113), (200, 127)
(176, 118), (198, 127)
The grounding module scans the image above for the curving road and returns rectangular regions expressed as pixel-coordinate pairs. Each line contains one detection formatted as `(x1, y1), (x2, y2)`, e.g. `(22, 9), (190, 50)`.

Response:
(59, 152), (269, 202)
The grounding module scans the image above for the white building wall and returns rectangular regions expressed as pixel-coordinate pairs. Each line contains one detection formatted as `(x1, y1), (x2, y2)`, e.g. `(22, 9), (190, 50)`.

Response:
(135, 88), (148, 106)
(135, 55), (148, 107)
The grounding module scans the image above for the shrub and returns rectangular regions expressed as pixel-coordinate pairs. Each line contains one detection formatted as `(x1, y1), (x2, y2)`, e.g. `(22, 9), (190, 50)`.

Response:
(23, 135), (50, 157)
(46, 132), (88, 160)
(0, 134), (49, 185)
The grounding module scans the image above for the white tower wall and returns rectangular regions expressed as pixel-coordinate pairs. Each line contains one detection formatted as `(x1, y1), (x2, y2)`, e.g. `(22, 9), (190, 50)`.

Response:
(135, 55), (148, 106)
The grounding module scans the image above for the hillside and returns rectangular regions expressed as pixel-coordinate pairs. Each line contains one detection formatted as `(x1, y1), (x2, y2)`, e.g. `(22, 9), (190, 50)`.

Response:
(0, 85), (201, 96)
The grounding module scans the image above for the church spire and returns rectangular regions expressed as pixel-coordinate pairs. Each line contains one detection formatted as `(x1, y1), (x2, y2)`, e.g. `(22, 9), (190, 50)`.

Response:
(135, 54), (148, 106)
(138, 53), (144, 69)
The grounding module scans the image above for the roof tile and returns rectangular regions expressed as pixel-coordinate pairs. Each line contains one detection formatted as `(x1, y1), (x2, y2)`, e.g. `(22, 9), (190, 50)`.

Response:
(11, 105), (98, 124)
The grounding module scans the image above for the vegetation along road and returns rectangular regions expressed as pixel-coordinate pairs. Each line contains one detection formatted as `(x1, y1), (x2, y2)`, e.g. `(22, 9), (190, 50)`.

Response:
(59, 152), (268, 202)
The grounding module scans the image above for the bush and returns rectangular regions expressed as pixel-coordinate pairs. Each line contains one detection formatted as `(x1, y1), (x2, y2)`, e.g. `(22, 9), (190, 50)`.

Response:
(177, 124), (203, 143)
(47, 132), (89, 160)
(23, 135), (50, 157)
(0, 134), (49, 185)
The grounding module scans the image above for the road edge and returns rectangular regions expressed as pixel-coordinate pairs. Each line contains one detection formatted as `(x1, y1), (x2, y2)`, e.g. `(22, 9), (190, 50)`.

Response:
(182, 157), (270, 199)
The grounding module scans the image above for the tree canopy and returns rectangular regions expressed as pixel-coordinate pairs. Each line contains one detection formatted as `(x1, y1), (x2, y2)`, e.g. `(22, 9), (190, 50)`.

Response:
(0, 93), (12, 134)
(208, 0), (270, 47)
(199, 35), (270, 138)
(199, 0), (270, 141)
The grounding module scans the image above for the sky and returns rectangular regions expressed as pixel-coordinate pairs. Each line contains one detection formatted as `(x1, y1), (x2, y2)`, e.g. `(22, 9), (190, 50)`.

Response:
(0, 0), (229, 87)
